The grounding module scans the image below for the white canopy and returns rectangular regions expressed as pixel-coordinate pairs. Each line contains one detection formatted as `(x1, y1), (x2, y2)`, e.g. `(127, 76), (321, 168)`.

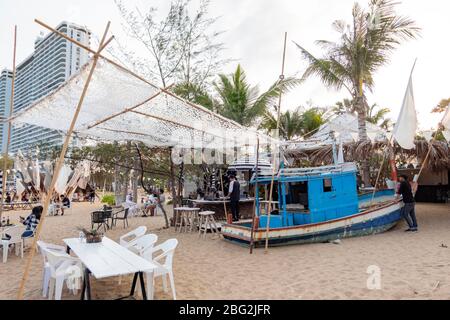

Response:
(287, 113), (387, 151)
(10, 57), (275, 150)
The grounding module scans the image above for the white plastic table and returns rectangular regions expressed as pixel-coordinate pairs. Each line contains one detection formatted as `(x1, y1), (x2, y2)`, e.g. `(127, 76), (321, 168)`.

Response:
(64, 236), (157, 300)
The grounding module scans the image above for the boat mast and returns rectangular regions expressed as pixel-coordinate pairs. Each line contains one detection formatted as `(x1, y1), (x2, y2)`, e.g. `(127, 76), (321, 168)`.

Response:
(265, 32), (288, 253)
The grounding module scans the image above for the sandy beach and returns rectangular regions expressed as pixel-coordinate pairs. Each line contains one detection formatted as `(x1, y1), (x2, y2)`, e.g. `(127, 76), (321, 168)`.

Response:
(1, 201), (449, 300)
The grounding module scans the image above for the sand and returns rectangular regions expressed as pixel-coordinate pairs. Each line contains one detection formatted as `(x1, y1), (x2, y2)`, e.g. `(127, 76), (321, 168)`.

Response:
(1, 201), (450, 300)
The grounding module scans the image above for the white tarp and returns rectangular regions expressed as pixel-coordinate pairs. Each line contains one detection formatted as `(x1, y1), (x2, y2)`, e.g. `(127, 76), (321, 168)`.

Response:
(287, 113), (386, 152)
(393, 76), (417, 150)
(10, 58), (275, 149)
(55, 165), (72, 195)
(16, 178), (26, 196)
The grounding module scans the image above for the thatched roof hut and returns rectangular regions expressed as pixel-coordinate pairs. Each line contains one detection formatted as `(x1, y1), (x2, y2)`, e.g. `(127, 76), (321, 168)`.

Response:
(286, 140), (450, 172)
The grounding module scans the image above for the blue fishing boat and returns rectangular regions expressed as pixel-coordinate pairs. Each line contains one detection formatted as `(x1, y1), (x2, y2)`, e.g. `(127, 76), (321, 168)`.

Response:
(222, 163), (404, 247)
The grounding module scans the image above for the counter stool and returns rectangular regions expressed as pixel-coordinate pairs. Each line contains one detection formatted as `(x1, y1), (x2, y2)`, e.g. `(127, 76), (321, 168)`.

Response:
(198, 211), (220, 239)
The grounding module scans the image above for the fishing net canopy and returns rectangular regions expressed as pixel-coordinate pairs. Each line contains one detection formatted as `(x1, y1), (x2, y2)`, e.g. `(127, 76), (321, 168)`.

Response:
(11, 57), (276, 150)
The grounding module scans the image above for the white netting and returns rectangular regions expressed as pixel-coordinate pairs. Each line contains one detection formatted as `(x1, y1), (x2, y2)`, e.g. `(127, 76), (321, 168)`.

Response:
(11, 57), (275, 149)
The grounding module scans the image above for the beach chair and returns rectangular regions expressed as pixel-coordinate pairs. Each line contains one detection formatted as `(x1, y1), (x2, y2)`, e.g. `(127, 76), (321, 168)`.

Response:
(147, 239), (178, 300)
(119, 226), (147, 249)
(1, 225), (25, 263)
(44, 250), (83, 300)
(36, 241), (67, 297)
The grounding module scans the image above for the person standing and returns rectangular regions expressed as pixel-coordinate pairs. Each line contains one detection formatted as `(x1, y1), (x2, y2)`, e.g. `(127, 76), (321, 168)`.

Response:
(228, 174), (241, 222)
(396, 175), (418, 232)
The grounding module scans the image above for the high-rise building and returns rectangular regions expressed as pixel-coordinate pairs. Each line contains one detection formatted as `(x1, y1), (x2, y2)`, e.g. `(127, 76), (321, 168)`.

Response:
(0, 69), (13, 153)
(0, 21), (91, 154)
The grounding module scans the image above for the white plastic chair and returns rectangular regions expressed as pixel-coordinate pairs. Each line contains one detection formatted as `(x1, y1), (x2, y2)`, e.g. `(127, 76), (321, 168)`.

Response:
(44, 249), (83, 300)
(119, 226), (147, 249)
(37, 241), (66, 297)
(1, 225), (25, 263)
(128, 234), (158, 260)
(148, 239), (178, 300)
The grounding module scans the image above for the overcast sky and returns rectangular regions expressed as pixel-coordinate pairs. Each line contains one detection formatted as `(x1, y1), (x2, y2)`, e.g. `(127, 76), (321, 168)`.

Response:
(0, 0), (448, 130)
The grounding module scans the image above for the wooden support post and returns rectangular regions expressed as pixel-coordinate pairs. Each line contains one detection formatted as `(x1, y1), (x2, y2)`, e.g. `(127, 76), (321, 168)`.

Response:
(169, 147), (178, 223)
(17, 21), (112, 300)
(265, 32), (287, 253)
(370, 135), (394, 205)
(219, 169), (228, 222)
(0, 26), (17, 225)
(250, 138), (260, 254)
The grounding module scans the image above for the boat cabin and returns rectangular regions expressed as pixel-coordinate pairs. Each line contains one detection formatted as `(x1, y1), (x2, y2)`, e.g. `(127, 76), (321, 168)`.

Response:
(252, 163), (360, 229)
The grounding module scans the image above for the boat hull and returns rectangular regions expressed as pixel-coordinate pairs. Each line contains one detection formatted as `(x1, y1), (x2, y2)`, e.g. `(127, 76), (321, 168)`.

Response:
(222, 200), (404, 247)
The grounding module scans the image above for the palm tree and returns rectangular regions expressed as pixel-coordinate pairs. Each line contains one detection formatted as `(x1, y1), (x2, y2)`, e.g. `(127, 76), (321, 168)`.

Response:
(295, 0), (420, 185)
(260, 107), (324, 140)
(214, 65), (302, 126)
(366, 103), (392, 130)
(172, 82), (216, 111)
(260, 108), (303, 140)
(331, 98), (355, 116)
(301, 108), (326, 137)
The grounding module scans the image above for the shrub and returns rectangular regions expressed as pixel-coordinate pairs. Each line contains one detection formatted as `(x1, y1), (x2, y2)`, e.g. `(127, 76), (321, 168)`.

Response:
(101, 194), (116, 206)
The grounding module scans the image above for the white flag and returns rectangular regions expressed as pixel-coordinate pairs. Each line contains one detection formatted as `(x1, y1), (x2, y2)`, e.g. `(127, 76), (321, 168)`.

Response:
(338, 142), (345, 164)
(442, 107), (450, 130)
(393, 76), (417, 149)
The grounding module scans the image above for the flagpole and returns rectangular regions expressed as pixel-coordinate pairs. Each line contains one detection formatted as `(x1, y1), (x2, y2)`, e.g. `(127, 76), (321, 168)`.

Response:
(371, 58), (417, 204)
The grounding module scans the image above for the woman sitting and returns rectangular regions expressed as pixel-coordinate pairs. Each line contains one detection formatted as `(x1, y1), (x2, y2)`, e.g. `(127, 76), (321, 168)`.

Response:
(20, 206), (43, 238)
(143, 193), (157, 217)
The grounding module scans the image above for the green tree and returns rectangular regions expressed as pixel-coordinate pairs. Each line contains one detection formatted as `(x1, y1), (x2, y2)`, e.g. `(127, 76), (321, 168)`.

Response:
(173, 82), (216, 111)
(331, 98), (355, 116)
(295, 0), (420, 185)
(214, 65), (301, 126)
(366, 103), (391, 130)
(114, 0), (228, 88)
(260, 107), (325, 140)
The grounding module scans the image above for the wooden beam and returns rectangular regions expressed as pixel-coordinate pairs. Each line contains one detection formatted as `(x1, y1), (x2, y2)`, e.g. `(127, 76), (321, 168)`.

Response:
(17, 21), (112, 300)
(0, 26), (17, 225)
(250, 137), (260, 254)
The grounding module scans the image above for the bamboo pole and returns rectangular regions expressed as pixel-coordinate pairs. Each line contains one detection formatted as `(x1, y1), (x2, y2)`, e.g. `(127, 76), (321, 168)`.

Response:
(219, 169), (228, 222)
(249, 137), (260, 254)
(17, 21), (112, 300)
(370, 135), (394, 205)
(0, 26), (17, 225)
(264, 32), (288, 253)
